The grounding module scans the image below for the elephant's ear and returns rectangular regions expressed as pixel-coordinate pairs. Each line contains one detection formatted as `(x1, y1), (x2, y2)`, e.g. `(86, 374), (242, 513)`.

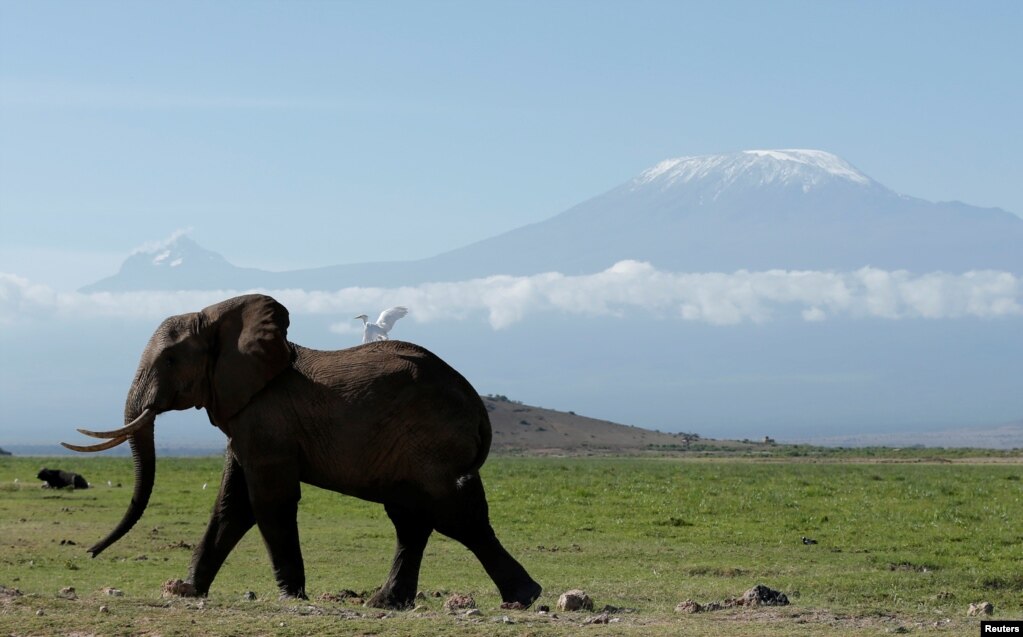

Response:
(203, 294), (292, 424)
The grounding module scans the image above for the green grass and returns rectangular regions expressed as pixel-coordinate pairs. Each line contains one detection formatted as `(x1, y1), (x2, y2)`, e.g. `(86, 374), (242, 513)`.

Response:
(2, 455), (1021, 635)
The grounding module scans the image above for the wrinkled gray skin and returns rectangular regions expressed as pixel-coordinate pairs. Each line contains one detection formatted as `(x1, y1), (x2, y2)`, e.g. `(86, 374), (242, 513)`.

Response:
(67, 294), (540, 609)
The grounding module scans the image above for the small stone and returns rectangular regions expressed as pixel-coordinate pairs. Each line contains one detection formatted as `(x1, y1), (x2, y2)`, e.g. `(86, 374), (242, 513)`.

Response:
(464, 608), (482, 617)
(738, 584), (789, 607)
(99, 605), (109, 613)
(103, 587), (124, 597)
(557, 589), (594, 612)
(443, 593), (476, 612)
(58, 586), (77, 600)
(162, 579), (197, 597)
(675, 599), (702, 613)
(36, 609), (45, 616)
(968, 601), (994, 616)
(243, 591), (256, 601)
(537, 604), (551, 613)
(500, 601), (526, 610)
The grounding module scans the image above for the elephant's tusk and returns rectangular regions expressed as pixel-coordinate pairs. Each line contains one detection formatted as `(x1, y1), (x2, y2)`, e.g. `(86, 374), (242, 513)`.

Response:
(61, 435), (129, 453)
(76, 409), (154, 439)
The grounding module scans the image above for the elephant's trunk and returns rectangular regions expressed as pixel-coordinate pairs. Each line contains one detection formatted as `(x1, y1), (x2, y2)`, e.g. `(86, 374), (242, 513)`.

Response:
(87, 396), (158, 557)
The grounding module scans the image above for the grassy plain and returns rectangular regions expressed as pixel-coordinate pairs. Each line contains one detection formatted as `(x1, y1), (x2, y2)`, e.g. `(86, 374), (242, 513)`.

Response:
(1, 453), (1021, 636)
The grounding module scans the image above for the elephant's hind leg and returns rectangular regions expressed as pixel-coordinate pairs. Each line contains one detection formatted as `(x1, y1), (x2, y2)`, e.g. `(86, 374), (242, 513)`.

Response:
(435, 473), (542, 607)
(186, 450), (256, 596)
(366, 503), (433, 610)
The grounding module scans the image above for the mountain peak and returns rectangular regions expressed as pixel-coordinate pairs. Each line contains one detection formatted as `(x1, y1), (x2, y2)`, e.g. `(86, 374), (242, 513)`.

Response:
(79, 232), (254, 292)
(635, 149), (874, 192)
(125, 233), (227, 271)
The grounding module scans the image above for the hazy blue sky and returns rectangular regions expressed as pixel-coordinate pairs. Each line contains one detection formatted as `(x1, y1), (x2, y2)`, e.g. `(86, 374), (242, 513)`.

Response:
(2, 0), (1021, 289)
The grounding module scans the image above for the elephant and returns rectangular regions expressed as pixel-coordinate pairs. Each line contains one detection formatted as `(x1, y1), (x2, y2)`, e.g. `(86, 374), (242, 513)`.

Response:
(37, 468), (89, 489)
(63, 294), (541, 609)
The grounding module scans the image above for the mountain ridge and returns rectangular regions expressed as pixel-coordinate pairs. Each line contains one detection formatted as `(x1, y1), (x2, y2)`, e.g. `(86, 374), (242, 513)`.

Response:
(81, 149), (1023, 292)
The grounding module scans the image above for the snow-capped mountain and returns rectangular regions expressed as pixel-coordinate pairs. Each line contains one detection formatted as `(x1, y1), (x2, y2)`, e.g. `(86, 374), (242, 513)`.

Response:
(429, 149), (1021, 277)
(81, 235), (266, 292)
(636, 149), (875, 192)
(82, 149), (1023, 292)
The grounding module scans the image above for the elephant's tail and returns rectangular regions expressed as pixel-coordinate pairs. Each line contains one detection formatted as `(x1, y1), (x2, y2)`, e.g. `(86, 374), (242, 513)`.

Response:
(466, 398), (493, 476)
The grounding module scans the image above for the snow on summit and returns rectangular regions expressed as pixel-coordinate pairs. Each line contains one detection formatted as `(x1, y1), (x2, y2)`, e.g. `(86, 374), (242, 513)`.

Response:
(120, 231), (229, 273)
(636, 149), (873, 192)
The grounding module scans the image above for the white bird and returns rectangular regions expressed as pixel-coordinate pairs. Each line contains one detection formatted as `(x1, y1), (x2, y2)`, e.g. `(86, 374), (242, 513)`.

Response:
(355, 306), (408, 344)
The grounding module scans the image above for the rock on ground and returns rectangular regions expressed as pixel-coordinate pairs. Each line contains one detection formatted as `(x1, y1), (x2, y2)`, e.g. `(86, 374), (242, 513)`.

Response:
(557, 589), (594, 611)
(162, 579), (197, 597)
(676, 584), (789, 613)
(443, 594), (476, 612)
(735, 584), (789, 607)
(968, 602), (994, 616)
(675, 600), (702, 614)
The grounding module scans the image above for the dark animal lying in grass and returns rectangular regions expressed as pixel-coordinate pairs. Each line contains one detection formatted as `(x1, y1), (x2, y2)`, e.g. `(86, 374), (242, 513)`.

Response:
(37, 468), (89, 489)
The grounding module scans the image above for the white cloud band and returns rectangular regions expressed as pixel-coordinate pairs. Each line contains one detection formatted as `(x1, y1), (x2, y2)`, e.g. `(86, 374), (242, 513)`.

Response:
(2, 262), (1021, 328)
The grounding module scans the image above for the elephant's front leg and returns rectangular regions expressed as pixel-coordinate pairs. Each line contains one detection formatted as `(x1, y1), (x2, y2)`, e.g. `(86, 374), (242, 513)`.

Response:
(183, 450), (256, 596)
(247, 464), (307, 599)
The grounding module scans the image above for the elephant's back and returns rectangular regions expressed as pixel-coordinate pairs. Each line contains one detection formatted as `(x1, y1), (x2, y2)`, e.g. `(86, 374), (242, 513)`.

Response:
(304, 341), (480, 399)
(290, 342), (492, 492)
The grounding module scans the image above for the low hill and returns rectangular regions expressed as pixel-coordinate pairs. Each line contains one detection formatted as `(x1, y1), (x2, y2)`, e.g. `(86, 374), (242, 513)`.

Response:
(483, 394), (703, 454)
(484, 396), (1023, 456)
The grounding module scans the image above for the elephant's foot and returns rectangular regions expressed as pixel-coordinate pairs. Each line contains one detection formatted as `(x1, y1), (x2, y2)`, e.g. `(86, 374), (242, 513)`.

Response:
(365, 585), (416, 610)
(502, 580), (542, 609)
(163, 579), (201, 597)
(278, 587), (308, 601)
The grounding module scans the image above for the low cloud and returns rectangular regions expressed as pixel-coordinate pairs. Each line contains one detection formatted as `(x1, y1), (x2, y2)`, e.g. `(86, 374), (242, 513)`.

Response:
(2, 262), (1021, 328)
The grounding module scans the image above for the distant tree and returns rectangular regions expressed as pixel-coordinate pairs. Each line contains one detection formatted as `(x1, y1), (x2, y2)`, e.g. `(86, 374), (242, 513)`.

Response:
(0, 447), (11, 456)
(677, 432), (701, 449)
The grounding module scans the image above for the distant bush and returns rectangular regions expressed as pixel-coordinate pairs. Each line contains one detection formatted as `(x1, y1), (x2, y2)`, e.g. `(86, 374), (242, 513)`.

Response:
(0, 447), (10, 456)
(484, 393), (522, 405)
